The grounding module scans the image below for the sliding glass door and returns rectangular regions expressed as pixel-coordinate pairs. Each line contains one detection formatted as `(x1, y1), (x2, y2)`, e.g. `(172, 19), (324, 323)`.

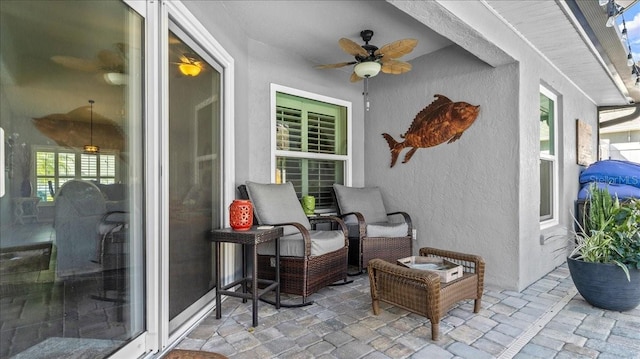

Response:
(167, 25), (222, 333)
(0, 1), (145, 357)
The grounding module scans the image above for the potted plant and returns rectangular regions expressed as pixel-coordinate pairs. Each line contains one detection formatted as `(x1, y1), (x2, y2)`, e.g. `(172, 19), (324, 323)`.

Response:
(567, 184), (640, 311)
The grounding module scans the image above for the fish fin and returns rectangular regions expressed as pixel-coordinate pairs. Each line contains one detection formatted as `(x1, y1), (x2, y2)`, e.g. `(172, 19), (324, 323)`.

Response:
(382, 133), (404, 168)
(432, 94), (452, 105)
(406, 94), (453, 135)
(447, 132), (463, 143)
(402, 148), (419, 164)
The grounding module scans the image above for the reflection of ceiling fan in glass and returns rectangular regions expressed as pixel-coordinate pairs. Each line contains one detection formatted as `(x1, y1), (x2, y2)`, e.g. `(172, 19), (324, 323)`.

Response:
(168, 31), (206, 78)
(173, 53), (204, 77)
(51, 43), (127, 85)
(315, 30), (418, 82)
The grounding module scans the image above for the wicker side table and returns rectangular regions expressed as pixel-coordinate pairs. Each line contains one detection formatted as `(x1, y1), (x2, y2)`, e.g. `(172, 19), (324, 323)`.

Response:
(210, 226), (283, 327)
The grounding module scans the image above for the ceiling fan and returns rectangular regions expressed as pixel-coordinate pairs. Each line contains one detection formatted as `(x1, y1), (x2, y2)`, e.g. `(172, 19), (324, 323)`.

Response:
(315, 30), (418, 82)
(173, 53), (205, 77)
(51, 43), (127, 85)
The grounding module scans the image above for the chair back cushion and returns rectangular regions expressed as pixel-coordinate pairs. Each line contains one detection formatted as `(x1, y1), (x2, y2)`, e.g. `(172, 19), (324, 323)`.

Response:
(333, 184), (388, 224)
(245, 181), (311, 235)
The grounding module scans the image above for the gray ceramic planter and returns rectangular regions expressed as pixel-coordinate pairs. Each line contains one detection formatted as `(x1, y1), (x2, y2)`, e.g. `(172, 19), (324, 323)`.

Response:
(567, 256), (640, 311)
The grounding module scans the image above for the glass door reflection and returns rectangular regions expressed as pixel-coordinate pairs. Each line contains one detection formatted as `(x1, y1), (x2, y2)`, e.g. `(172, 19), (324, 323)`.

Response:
(0, 1), (145, 357)
(168, 28), (221, 332)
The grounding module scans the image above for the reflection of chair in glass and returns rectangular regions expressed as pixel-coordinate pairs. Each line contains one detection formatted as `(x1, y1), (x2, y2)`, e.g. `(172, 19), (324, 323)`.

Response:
(92, 210), (128, 321)
(54, 180), (106, 278)
(95, 211), (127, 268)
(333, 184), (413, 274)
(242, 182), (350, 305)
(368, 247), (485, 340)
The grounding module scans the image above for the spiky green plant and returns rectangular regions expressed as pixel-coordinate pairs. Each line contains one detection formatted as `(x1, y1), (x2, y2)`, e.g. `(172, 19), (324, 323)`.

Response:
(571, 184), (640, 281)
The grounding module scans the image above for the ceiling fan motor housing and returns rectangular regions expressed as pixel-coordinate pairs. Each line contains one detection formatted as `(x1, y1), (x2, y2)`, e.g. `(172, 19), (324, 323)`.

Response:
(360, 29), (374, 43)
(359, 30), (380, 62)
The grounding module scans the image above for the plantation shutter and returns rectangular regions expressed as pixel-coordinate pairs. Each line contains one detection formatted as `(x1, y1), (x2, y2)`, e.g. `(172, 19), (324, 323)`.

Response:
(275, 92), (347, 209)
(81, 154), (98, 178)
(34, 149), (118, 201)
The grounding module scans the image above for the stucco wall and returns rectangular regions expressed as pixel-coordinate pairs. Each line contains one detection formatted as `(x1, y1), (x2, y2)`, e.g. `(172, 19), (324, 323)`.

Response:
(185, 0), (599, 291)
(386, 1), (599, 290)
(518, 61), (598, 290)
(244, 39), (365, 185)
(184, 1), (365, 188)
(366, 45), (520, 289)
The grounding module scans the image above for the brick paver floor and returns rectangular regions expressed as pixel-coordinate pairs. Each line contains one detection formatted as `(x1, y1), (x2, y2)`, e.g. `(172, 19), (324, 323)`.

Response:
(174, 264), (640, 359)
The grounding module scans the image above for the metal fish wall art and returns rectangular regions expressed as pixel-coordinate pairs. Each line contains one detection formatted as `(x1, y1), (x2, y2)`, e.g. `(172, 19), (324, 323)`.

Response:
(382, 94), (480, 168)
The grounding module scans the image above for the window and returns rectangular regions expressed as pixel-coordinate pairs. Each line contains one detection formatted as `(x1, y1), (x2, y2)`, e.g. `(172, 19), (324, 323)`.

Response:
(273, 86), (351, 209)
(539, 85), (558, 223)
(35, 148), (117, 202)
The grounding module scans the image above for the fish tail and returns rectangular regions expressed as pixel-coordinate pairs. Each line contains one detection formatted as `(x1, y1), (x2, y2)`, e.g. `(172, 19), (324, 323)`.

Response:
(382, 133), (404, 168)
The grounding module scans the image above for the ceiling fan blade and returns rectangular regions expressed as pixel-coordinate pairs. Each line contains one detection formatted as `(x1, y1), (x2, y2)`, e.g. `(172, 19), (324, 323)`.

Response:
(314, 61), (356, 69)
(381, 60), (412, 75)
(339, 38), (368, 57)
(51, 55), (101, 72)
(97, 49), (124, 72)
(349, 71), (363, 83)
(375, 38), (418, 59)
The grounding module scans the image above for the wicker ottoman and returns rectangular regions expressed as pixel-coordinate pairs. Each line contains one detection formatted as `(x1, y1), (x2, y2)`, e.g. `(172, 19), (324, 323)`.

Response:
(368, 247), (485, 340)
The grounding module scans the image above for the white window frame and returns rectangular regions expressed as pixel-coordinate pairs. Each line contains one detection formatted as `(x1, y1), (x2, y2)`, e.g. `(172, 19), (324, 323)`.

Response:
(540, 84), (559, 228)
(270, 84), (353, 192)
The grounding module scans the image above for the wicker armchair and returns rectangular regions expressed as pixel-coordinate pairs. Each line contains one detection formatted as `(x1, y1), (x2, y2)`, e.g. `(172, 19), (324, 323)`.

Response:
(368, 247), (485, 340)
(333, 184), (412, 274)
(241, 182), (350, 305)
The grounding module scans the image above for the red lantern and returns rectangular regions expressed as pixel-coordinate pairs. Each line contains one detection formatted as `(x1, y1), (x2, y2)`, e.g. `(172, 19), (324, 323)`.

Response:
(229, 200), (253, 231)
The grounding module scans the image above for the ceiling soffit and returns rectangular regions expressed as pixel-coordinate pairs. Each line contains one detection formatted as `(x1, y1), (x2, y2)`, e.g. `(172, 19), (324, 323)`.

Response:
(484, 0), (628, 106)
(571, 0), (640, 105)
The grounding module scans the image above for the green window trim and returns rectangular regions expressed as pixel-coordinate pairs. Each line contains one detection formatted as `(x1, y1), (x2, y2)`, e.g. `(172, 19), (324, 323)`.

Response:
(275, 91), (348, 209)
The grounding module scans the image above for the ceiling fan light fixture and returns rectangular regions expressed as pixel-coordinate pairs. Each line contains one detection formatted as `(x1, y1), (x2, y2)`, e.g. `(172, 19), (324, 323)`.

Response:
(354, 61), (381, 78)
(179, 63), (201, 76)
(103, 72), (127, 85)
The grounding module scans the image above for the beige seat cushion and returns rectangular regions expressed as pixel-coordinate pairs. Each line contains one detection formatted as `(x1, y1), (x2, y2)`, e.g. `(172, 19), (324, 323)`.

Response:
(367, 222), (409, 237)
(257, 230), (345, 257)
(346, 222), (409, 238)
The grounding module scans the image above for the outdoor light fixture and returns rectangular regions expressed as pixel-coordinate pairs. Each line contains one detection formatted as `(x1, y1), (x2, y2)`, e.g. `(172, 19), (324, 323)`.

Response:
(606, 0), (620, 27)
(628, 53), (634, 67)
(179, 63), (201, 77)
(84, 100), (99, 154)
(354, 61), (381, 78)
(621, 27), (628, 43)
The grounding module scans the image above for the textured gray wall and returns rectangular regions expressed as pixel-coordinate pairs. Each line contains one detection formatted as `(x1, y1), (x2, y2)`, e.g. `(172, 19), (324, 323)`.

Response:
(184, 1), (365, 190)
(366, 45), (521, 289)
(185, 1), (599, 290)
